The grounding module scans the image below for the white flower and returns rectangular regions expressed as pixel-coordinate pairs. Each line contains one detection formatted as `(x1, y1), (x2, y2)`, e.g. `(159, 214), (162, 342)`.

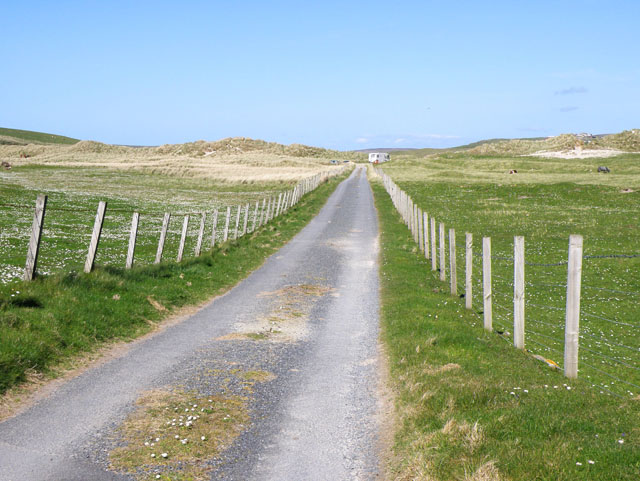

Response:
(144, 442), (149, 446)
(618, 439), (624, 444)
(155, 437), (160, 442)
(201, 436), (206, 441)
(161, 453), (168, 458)
(151, 453), (156, 458)
(576, 462), (582, 466)
(588, 460), (594, 464)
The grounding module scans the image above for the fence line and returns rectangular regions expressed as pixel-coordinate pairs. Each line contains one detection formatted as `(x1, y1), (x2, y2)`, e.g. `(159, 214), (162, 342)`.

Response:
(374, 167), (639, 396)
(11, 167), (348, 281)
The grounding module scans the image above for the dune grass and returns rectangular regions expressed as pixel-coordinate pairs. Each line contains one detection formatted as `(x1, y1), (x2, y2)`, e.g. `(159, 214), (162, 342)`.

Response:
(371, 178), (639, 480)
(0, 172), (346, 395)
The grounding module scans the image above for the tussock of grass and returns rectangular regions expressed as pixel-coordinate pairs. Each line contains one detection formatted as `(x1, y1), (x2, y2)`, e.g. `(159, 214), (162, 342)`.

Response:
(372, 181), (639, 480)
(241, 370), (276, 383)
(0, 174), (346, 395)
(109, 390), (248, 480)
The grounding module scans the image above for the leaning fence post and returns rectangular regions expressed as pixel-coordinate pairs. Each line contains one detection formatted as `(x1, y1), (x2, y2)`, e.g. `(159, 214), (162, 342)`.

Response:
(23, 194), (47, 281)
(483, 237), (492, 331)
(465, 233), (472, 309)
(439, 222), (446, 281)
(177, 215), (189, 262)
(514, 236), (525, 349)
(564, 235), (583, 379)
(155, 213), (171, 264)
(84, 201), (107, 273)
(126, 212), (139, 269)
(449, 228), (457, 295)
(195, 212), (206, 256)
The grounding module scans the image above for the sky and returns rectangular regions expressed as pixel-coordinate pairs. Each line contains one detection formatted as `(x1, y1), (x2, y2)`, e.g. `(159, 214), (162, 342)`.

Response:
(1, 0), (639, 150)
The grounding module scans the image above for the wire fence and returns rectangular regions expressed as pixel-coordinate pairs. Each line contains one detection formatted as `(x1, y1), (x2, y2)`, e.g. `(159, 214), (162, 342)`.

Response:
(1, 167), (349, 284)
(375, 167), (640, 398)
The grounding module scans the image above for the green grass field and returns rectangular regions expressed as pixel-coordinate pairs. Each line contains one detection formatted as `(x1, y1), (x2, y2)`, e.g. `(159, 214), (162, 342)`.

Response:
(0, 127), (79, 145)
(0, 170), (346, 395)
(0, 166), (293, 284)
(379, 152), (640, 399)
(370, 175), (639, 480)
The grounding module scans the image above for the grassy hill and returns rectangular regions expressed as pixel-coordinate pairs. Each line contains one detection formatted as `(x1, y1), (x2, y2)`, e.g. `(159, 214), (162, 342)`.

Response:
(0, 127), (79, 145)
(384, 130), (640, 157)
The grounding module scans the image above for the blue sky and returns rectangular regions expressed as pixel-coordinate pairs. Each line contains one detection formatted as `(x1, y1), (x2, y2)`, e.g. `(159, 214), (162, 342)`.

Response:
(1, 1), (638, 149)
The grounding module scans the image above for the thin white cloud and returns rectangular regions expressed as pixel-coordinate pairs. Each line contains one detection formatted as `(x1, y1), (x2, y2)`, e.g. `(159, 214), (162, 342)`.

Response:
(555, 86), (588, 95)
(355, 137), (369, 144)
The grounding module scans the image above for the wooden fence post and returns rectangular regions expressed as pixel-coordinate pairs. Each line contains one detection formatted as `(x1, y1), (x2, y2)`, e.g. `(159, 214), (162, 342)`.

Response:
(431, 217), (437, 271)
(439, 222), (446, 281)
(155, 212), (171, 264)
(465, 233), (472, 309)
(233, 205), (241, 239)
(223, 206), (231, 242)
(195, 212), (206, 256)
(276, 193), (283, 217)
(423, 211), (429, 259)
(84, 201), (107, 273)
(483, 237), (492, 331)
(177, 215), (189, 262)
(259, 198), (267, 226)
(514, 236), (525, 349)
(23, 194), (47, 281)
(449, 228), (457, 295)
(418, 208), (424, 252)
(564, 235), (583, 379)
(210, 209), (219, 249)
(126, 212), (139, 269)
(241, 203), (249, 237)
(251, 202), (259, 232)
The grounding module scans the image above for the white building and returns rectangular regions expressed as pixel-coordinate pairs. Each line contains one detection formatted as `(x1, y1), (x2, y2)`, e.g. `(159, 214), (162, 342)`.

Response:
(368, 152), (390, 164)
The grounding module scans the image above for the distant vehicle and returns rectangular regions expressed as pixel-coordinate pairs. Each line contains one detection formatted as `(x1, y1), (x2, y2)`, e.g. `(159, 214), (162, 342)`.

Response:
(330, 159), (339, 164)
(368, 152), (390, 164)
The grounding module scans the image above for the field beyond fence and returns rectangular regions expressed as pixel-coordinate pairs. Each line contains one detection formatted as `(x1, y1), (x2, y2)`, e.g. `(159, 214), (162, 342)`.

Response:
(375, 166), (640, 400)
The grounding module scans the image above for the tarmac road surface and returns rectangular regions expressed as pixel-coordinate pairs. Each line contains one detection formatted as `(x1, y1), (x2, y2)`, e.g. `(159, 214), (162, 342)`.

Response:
(0, 165), (383, 480)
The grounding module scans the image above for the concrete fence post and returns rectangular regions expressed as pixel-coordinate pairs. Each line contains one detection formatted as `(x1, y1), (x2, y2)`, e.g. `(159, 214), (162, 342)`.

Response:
(514, 236), (525, 349)
(483, 237), (492, 331)
(449, 228), (457, 295)
(465, 233), (472, 309)
(564, 235), (583, 378)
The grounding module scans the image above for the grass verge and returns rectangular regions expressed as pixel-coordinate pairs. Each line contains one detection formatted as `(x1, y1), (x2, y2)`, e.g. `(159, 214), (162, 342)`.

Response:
(0, 173), (347, 396)
(371, 179), (639, 480)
